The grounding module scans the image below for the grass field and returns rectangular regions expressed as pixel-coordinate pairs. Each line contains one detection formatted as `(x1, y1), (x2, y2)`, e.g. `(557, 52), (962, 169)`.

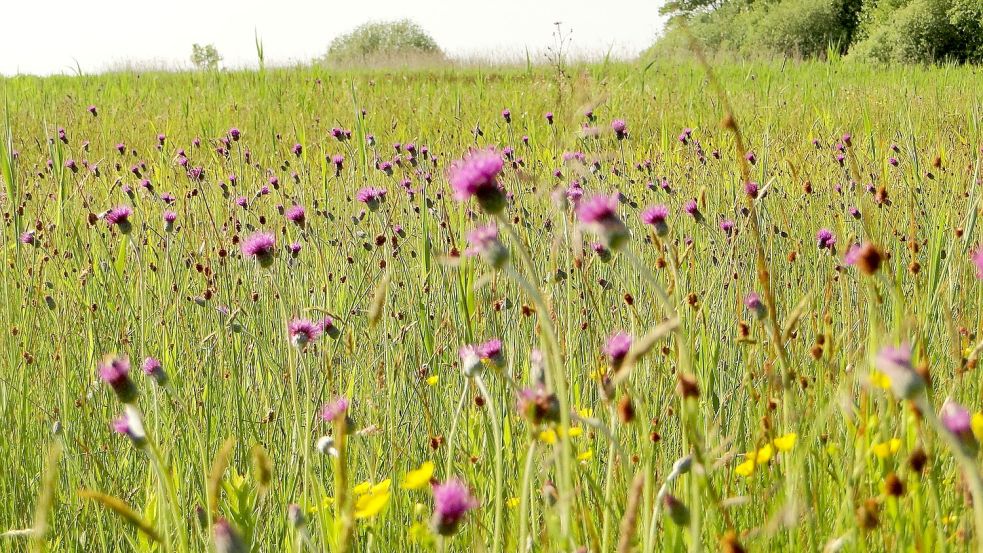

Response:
(1, 58), (982, 552)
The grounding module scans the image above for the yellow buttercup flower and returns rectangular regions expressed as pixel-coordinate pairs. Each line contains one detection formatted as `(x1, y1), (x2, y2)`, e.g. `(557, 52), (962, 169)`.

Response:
(773, 433), (797, 452)
(869, 371), (891, 390)
(507, 497), (521, 508)
(754, 443), (774, 463)
(577, 449), (594, 462)
(353, 479), (391, 519)
(735, 458), (756, 477)
(402, 461), (435, 490)
(872, 438), (902, 459)
(577, 407), (593, 419)
(971, 413), (983, 442)
(426, 375), (439, 386)
(568, 427), (584, 438)
(538, 429), (557, 444)
(353, 481), (372, 495)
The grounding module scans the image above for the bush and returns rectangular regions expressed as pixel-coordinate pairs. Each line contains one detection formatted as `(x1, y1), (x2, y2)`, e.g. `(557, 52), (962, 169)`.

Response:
(751, 0), (846, 58)
(323, 20), (443, 65)
(849, 0), (979, 63)
(190, 44), (222, 71)
(649, 0), (982, 64)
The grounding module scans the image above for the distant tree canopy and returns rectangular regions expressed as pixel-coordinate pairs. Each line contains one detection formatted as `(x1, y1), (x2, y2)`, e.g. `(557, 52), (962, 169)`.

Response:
(321, 20), (443, 64)
(652, 0), (983, 63)
(190, 44), (222, 70)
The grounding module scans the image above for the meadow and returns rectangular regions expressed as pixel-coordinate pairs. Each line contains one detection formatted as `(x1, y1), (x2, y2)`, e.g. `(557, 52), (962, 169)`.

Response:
(1, 57), (982, 552)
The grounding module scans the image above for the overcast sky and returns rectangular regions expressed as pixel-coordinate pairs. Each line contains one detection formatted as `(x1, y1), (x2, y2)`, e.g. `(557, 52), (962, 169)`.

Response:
(0, 0), (666, 75)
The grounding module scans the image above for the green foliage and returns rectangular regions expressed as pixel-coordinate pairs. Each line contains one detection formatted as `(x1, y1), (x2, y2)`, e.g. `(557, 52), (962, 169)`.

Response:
(190, 43), (222, 70)
(651, 0), (983, 63)
(322, 19), (443, 64)
(752, 0), (846, 58)
(850, 0), (983, 63)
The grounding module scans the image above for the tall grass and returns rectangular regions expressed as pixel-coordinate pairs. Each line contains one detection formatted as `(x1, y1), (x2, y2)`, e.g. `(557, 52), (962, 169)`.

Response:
(0, 57), (981, 552)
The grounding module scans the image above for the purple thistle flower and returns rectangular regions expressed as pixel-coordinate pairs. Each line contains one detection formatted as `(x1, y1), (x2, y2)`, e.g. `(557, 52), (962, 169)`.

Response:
(20, 230), (36, 246)
(516, 386), (560, 425)
(459, 344), (483, 377)
(744, 292), (766, 320)
(744, 181), (759, 199)
(972, 247), (983, 279)
(477, 338), (505, 367)
(576, 194), (629, 250)
(449, 148), (506, 213)
(611, 119), (627, 140)
(720, 219), (735, 237)
(640, 205), (670, 238)
(356, 187), (387, 211)
(235, 196), (248, 208)
(745, 151), (756, 165)
(940, 400), (973, 437)
(844, 243), (862, 266)
(288, 318), (322, 347)
(874, 343), (924, 400)
(431, 478), (478, 536)
(321, 396), (350, 423)
(65, 159), (78, 173)
(112, 406), (146, 448)
(99, 355), (137, 403)
(229, 127), (241, 141)
(141, 356), (168, 386)
(88, 105), (98, 116)
(465, 224), (508, 268)
(848, 207), (860, 219)
(291, 143), (303, 156)
(289, 242), (302, 257)
(319, 316), (340, 339)
(285, 204), (306, 226)
(888, 157), (899, 167)
(502, 108), (511, 123)
(545, 112), (554, 124)
(105, 205), (133, 233)
(213, 518), (247, 553)
(683, 199), (702, 222)
(817, 228), (836, 250)
(241, 232), (276, 267)
(604, 332), (632, 370)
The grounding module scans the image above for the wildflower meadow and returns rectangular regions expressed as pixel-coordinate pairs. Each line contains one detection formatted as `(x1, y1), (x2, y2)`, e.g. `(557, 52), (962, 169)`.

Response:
(1, 58), (983, 552)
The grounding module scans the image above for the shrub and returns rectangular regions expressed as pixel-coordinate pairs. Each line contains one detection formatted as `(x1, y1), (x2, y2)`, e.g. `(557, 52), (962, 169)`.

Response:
(752, 0), (846, 58)
(322, 19), (443, 65)
(190, 44), (222, 71)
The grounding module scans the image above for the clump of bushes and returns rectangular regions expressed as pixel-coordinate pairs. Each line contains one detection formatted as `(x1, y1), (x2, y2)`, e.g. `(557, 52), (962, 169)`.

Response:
(321, 19), (444, 66)
(651, 0), (983, 63)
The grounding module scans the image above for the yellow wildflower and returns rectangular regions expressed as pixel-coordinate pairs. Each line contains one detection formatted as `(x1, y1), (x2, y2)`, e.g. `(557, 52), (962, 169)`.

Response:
(754, 443), (774, 463)
(568, 427), (584, 438)
(872, 438), (902, 459)
(577, 449), (594, 462)
(507, 497), (521, 508)
(972, 413), (983, 442)
(773, 433), (797, 452)
(353, 479), (391, 519)
(869, 371), (891, 390)
(735, 458), (756, 477)
(402, 461), (435, 490)
(538, 429), (557, 444)
(426, 375), (439, 386)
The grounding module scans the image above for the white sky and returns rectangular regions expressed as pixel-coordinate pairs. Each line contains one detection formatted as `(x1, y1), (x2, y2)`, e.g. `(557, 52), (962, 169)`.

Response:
(1, 0), (666, 76)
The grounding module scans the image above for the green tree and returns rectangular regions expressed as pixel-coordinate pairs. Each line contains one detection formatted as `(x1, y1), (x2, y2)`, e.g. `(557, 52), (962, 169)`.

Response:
(191, 43), (222, 70)
(322, 19), (443, 64)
